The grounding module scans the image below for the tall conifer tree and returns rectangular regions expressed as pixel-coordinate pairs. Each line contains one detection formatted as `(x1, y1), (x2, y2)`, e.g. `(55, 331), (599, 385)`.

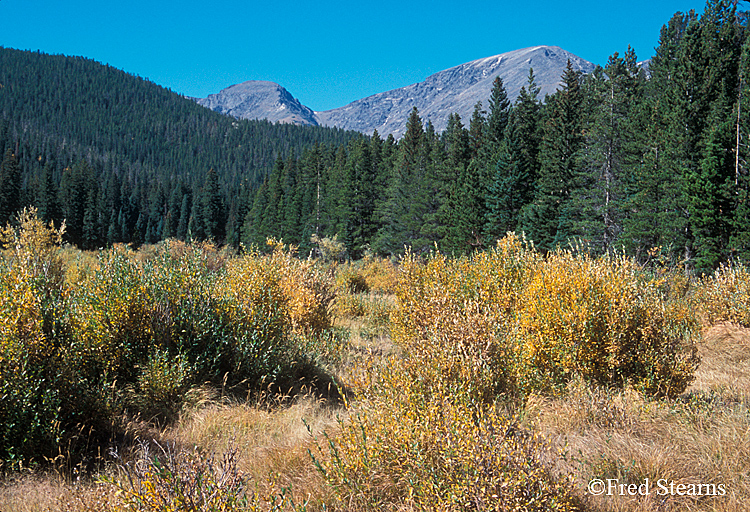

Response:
(521, 61), (584, 252)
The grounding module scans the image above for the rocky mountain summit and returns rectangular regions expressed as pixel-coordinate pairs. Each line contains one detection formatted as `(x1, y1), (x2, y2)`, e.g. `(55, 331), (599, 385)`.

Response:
(195, 46), (595, 137)
(196, 80), (318, 126)
(315, 46), (595, 137)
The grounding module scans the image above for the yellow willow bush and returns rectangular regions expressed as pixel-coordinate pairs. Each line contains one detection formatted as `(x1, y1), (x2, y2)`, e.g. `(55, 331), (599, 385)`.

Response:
(391, 234), (699, 399)
(512, 251), (699, 397)
(273, 242), (334, 334)
(0, 208), (66, 366)
(355, 255), (399, 294)
(697, 262), (750, 326)
(0, 208), (67, 461)
(391, 234), (538, 402)
(219, 240), (333, 335)
(311, 360), (579, 511)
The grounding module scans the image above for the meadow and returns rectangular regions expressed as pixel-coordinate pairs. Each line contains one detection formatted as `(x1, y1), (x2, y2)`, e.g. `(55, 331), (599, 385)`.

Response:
(1, 209), (749, 511)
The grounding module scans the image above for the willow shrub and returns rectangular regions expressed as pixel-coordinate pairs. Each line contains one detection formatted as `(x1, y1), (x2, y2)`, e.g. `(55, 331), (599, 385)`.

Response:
(312, 369), (579, 511)
(0, 214), (334, 462)
(512, 250), (699, 397)
(313, 235), (579, 510)
(392, 234), (699, 400)
(0, 208), (68, 461)
(697, 262), (750, 327)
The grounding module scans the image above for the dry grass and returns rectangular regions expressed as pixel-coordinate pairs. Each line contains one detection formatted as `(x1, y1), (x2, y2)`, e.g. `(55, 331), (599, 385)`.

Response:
(167, 395), (341, 504)
(691, 323), (750, 400)
(0, 474), (66, 512)
(528, 323), (750, 512)
(0, 396), (342, 511)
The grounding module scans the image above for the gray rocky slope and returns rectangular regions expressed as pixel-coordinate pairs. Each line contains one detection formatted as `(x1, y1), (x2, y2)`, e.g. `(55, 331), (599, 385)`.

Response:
(196, 80), (318, 126)
(195, 46), (595, 137)
(315, 46), (595, 137)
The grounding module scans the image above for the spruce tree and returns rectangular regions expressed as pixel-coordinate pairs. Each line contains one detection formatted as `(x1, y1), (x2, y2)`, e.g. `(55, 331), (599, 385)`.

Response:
(621, 12), (692, 262)
(521, 61), (585, 252)
(201, 168), (226, 243)
(686, 0), (741, 271)
(280, 153), (302, 244)
(37, 161), (61, 224)
(242, 179), (269, 249)
(486, 76), (511, 149)
(485, 141), (524, 241)
(492, 68), (542, 241)
(347, 138), (378, 258)
(730, 35), (750, 261)
(374, 107), (432, 255)
(259, 156), (285, 244)
(0, 148), (21, 226)
(468, 102), (486, 159)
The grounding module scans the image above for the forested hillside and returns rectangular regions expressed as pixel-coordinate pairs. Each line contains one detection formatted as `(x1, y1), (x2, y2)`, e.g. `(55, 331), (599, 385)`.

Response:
(244, 0), (750, 272)
(0, 47), (358, 248)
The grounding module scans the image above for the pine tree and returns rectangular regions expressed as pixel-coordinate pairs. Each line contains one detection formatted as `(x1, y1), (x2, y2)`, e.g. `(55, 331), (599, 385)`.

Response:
(59, 160), (93, 246)
(521, 61), (585, 252)
(82, 186), (100, 249)
(0, 148), (21, 226)
(202, 168), (226, 243)
(443, 113), (471, 169)
(374, 107), (432, 255)
(347, 138), (378, 258)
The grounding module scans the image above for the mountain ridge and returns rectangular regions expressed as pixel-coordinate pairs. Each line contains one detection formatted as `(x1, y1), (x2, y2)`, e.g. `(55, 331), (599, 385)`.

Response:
(195, 46), (596, 137)
(314, 46), (595, 137)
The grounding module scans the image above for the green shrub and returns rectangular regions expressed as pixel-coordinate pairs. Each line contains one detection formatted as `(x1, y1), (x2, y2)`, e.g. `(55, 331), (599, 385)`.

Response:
(0, 216), (335, 464)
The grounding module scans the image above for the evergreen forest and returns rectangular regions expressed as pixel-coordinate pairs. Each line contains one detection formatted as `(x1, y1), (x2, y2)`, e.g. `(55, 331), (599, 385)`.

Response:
(2, 0), (750, 272)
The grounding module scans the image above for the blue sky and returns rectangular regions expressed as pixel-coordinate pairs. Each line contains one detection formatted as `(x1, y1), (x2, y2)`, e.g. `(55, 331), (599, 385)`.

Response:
(1, 1), (717, 111)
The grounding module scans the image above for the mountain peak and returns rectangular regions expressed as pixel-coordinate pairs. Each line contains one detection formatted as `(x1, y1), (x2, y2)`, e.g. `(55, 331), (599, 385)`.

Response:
(196, 80), (318, 126)
(314, 45), (595, 137)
